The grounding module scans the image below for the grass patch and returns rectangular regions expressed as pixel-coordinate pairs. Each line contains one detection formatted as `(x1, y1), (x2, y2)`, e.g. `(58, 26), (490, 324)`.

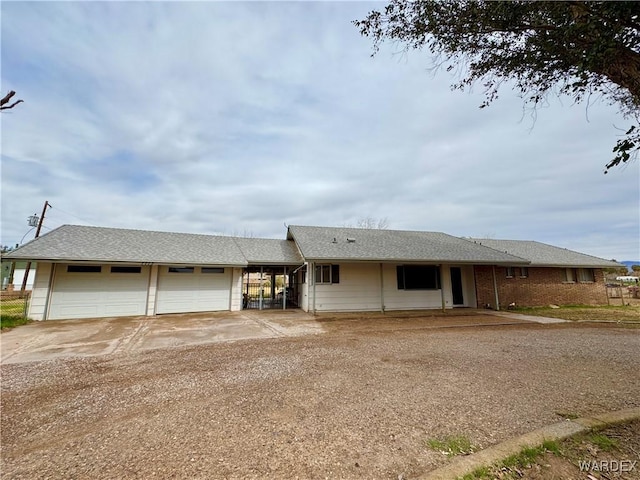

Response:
(513, 304), (640, 323)
(427, 435), (476, 457)
(587, 432), (618, 451)
(458, 441), (560, 479)
(1, 314), (30, 330)
(1, 299), (30, 330)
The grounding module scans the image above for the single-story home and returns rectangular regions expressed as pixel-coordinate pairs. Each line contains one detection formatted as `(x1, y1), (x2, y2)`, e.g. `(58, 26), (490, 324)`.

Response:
(2, 224), (621, 320)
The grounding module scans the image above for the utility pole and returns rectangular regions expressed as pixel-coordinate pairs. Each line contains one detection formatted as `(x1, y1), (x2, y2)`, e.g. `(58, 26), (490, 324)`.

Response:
(20, 201), (50, 294)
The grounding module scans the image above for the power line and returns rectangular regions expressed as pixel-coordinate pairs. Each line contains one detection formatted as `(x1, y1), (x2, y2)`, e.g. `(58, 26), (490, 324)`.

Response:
(48, 204), (95, 225)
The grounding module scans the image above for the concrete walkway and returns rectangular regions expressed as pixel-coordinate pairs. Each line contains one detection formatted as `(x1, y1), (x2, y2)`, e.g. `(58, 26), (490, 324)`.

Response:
(481, 310), (568, 324)
(421, 406), (640, 480)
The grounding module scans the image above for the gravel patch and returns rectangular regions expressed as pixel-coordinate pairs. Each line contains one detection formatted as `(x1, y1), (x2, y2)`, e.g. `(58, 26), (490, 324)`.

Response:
(1, 320), (639, 479)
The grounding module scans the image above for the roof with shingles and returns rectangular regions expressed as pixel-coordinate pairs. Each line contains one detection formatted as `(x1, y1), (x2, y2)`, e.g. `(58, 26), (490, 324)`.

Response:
(286, 225), (529, 264)
(232, 238), (303, 265)
(469, 238), (623, 268)
(3, 225), (249, 266)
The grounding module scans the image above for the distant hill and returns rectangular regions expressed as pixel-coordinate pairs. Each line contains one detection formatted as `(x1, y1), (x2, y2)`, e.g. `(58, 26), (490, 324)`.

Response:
(620, 261), (639, 272)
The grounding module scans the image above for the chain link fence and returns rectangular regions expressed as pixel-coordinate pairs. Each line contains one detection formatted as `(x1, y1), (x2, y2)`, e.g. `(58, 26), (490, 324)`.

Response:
(0, 291), (30, 325)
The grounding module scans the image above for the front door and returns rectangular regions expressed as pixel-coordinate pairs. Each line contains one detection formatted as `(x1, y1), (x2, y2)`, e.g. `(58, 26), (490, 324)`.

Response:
(450, 267), (464, 306)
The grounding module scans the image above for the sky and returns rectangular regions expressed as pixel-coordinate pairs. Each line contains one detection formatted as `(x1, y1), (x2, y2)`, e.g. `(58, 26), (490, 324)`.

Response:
(1, 1), (639, 262)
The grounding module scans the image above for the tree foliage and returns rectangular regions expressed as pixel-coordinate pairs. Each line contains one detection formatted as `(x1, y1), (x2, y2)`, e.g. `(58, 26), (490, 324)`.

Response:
(354, 1), (640, 172)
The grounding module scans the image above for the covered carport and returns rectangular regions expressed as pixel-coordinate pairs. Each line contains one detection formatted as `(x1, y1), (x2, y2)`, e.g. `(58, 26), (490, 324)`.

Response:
(232, 238), (304, 310)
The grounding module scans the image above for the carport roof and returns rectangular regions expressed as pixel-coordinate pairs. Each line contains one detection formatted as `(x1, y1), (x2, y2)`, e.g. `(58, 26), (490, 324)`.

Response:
(4, 225), (250, 266)
(233, 238), (303, 265)
(469, 238), (623, 268)
(286, 225), (529, 264)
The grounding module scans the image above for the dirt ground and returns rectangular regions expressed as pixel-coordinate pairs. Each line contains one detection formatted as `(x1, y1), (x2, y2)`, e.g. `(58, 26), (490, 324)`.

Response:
(495, 420), (640, 480)
(1, 318), (639, 479)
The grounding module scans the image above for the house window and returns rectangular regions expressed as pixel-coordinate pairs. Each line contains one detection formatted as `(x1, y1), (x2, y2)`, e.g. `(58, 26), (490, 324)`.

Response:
(564, 268), (576, 282)
(168, 267), (194, 273)
(577, 268), (595, 282)
(505, 267), (515, 278)
(202, 267), (224, 274)
(67, 265), (101, 273)
(519, 267), (529, 278)
(110, 266), (142, 274)
(315, 264), (339, 284)
(396, 265), (440, 290)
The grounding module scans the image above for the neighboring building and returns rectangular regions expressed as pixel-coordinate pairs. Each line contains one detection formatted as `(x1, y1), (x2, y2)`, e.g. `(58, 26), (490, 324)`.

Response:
(2, 224), (622, 321)
(1, 260), (36, 291)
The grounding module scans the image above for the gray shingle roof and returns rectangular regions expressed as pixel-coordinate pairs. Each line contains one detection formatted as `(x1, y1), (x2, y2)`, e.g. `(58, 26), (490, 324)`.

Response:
(233, 238), (303, 265)
(469, 239), (623, 268)
(4, 225), (248, 266)
(287, 226), (528, 264)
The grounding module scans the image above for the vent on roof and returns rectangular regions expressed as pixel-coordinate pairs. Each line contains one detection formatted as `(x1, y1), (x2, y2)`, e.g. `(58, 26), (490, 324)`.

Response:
(331, 238), (337, 243)
(346, 237), (356, 243)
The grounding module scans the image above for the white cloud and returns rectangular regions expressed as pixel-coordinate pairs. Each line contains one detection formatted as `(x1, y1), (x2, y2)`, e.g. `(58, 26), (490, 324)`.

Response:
(1, 1), (638, 261)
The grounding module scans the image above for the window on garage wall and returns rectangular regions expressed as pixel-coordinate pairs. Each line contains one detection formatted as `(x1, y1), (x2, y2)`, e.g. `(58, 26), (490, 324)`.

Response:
(110, 266), (142, 273)
(396, 265), (440, 290)
(67, 265), (101, 273)
(168, 267), (194, 273)
(202, 267), (225, 274)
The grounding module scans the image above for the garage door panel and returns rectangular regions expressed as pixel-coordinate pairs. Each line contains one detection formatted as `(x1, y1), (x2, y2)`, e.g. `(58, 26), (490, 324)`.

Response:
(156, 267), (231, 314)
(49, 265), (149, 320)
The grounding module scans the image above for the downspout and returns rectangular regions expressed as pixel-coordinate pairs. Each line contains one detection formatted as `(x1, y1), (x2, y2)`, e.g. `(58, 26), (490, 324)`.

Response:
(379, 263), (385, 313)
(492, 265), (500, 311)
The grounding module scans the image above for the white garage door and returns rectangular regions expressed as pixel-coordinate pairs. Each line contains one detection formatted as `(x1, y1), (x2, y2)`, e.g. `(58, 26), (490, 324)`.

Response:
(49, 264), (150, 320)
(156, 266), (231, 314)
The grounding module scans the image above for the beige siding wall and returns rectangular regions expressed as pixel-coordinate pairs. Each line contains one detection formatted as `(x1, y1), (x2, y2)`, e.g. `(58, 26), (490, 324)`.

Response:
(306, 263), (478, 312)
(27, 262), (53, 320)
(382, 264), (444, 310)
(230, 267), (243, 311)
(146, 264), (159, 316)
(313, 263), (381, 312)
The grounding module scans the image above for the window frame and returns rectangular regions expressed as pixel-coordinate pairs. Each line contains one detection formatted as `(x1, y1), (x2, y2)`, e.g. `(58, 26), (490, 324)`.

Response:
(519, 267), (529, 278)
(396, 265), (441, 290)
(201, 267), (225, 274)
(67, 265), (102, 273)
(168, 266), (195, 274)
(505, 267), (515, 278)
(314, 264), (340, 284)
(563, 268), (576, 283)
(577, 268), (595, 283)
(110, 266), (142, 274)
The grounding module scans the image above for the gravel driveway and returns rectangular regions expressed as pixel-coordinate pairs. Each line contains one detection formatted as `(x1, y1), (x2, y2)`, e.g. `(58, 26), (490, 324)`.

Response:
(1, 318), (638, 479)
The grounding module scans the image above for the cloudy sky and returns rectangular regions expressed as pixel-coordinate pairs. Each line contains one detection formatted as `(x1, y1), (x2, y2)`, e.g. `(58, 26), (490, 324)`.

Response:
(1, 1), (638, 261)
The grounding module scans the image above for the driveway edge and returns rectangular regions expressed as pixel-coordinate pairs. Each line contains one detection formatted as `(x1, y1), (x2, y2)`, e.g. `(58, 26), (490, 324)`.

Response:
(419, 406), (640, 480)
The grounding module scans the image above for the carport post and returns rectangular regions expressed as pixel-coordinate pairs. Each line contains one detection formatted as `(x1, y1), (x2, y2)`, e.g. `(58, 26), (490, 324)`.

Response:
(259, 266), (263, 310)
(283, 266), (287, 310)
(492, 265), (500, 311)
(440, 265), (446, 312)
(379, 263), (385, 313)
(311, 261), (316, 314)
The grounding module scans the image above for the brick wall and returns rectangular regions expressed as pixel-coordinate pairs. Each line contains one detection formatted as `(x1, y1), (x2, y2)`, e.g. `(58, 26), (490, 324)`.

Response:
(474, 266), (608, 308)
